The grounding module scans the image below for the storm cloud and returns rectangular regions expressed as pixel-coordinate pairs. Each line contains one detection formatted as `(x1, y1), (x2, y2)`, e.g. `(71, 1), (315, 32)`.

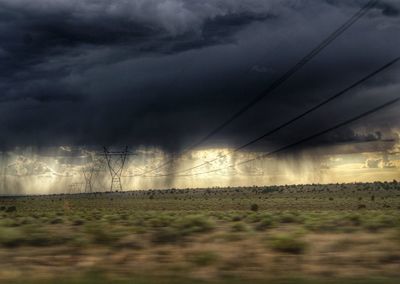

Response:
(0, 0), (399, 154)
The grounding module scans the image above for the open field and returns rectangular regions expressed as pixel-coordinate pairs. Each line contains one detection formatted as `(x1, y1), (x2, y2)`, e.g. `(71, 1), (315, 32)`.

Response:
(1, 181), (400, 283)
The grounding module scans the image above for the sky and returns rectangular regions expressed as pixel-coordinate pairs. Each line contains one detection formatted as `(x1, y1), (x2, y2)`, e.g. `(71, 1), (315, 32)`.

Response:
(0, 0), (399, 194)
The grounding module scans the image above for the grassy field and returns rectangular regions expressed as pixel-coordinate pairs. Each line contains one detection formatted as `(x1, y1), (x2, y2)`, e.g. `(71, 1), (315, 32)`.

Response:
(0, 181), (400, 283)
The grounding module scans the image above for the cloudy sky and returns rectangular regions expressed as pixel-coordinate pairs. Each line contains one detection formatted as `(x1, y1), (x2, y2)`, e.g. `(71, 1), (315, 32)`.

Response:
(0, 0), (399, 194)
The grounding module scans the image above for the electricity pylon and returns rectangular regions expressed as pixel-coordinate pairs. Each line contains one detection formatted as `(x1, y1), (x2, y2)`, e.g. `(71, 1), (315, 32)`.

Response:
(91, 156), (107, 192)
(82, 165), (95, 193)
(82, 155), (106, 193)
(68, 182), (83, 194)
(103, 146), (131, 191)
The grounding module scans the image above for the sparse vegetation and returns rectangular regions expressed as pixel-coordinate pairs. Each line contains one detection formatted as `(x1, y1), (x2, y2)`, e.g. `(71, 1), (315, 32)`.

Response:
(0, 181), (400, 283)
(268, 233), (307, 254)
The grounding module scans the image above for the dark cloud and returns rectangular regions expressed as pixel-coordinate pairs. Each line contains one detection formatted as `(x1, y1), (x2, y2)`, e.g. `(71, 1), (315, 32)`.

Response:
(0, 0), (399, 155)
(376, 1), (400, 16)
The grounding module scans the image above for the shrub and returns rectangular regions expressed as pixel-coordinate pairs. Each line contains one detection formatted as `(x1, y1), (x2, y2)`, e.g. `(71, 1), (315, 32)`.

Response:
(50, 217), (64, 224)
(0, 227), (24, 247)
(231, 215), (242, 222)
(151, 227), (181, 244)
(187, 251), (219, 266)
(85, 224), (123, 245)
(175, 215), (214, 236)
(5, 206), (16, 213)
(346, 214), (362, 226)
(279, 213), (300, 224)
(149, 215), (174, 228)
(255, 215), (274, 231)
(231, 222), (249, 232)
(250, 204), (259, 212)
(0, 226), (68, 247)
(364, 215), (398, 232)
(269, 233), (307, 254)
(73, 219), (85, 226)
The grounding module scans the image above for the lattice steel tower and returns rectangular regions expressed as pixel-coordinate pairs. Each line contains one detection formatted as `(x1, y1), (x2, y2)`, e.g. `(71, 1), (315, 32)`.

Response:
(82, 165), (95, 193)
(103, 146), (129, 191)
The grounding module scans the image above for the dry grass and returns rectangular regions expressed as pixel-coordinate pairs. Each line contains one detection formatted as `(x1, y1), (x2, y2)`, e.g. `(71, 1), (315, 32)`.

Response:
(0, 181), (400, 283)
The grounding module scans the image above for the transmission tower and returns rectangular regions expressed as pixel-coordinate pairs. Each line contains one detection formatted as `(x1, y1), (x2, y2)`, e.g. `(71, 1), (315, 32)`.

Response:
(91, 156), (107, 192)
(81, 154), (106, 193)
(82, 165), (95, 193)
(103, 146), (130, 191)
(68, 182), (83, 194)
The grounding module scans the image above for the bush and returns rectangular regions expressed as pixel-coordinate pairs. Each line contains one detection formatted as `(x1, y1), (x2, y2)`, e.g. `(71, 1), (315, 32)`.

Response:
(73, 219), (85, 226)
(346, 214), (362, 226)
(231, 215), (242, 222)
(50, 217), (64, 224)
(175, 215), (214, 236)
(149, 215), (174, 228)
(0, 227), (24, 247)
(0, 226), (69, 247)
(358, 204), (366, 209)
(151, 227), (181, 244)
(269, 233), (307, 254)
(279, 213), (300, 224)
(364, 215), (398, 232)
(187, 251), (219, 266)
(250, 204), (259, 212)
(231, 222), (249, 232)
(85, 224), (123, 245)
(255, 215), (274, 231)
(5, 206), (16, 213)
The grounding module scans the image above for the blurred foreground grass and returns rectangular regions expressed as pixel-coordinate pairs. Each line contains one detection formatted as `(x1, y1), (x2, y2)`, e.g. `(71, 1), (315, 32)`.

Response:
(0, 181), (400, 283)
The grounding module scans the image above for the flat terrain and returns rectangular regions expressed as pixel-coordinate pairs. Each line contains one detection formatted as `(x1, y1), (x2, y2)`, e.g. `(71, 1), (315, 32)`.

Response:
(1, 181), (400, 283)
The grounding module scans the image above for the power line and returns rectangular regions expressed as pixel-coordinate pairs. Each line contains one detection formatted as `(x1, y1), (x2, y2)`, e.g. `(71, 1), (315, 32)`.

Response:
(155, 98), (399, 178)
(141, 57), (399, 178)
(139, 0), (379, 177)
(191, 0), (379, 147)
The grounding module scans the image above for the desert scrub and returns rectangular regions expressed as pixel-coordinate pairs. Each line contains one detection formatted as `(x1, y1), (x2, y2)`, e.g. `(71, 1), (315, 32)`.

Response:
(174, 215), (215, 236)
(151, 215), (215, 244)
(151, 227), (181, 244)
(187, 251), (219, 267)
(250, 203), (259, 212)
(363, 215), (399, 232)
(0, 225), (71, 247)
(148, 215), (175, 228)
(49, 217), (64, 224)
(23, 225), (72, 246)
(231, 222), (250, 232)
(255, 214), (275, 231)
(72, 218), (85, 226)
(278, 212), (303, 224)
(268, 233), (307, 254)
(85, 223), (126, 245)
(0, 227), (24, 247)
(303, 215), (340, 232)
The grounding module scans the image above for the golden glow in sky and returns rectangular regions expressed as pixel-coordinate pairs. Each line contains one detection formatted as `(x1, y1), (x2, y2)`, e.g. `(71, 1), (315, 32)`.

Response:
(1, 138), (399, 195)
